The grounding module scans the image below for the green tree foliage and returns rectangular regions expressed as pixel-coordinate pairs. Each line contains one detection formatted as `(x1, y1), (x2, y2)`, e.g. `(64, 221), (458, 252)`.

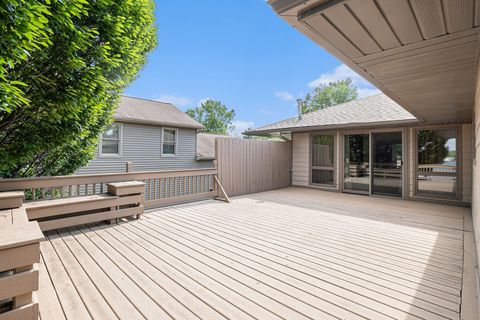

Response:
(418, 130), (449, 164)
(345, 135), (369, 164)
(186, 99), (235, 135)
(299, 78), (358, 114)
(0, 0), (157, 177)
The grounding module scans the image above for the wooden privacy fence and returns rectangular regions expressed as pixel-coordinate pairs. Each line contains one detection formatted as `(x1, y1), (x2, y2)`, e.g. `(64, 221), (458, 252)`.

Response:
(216, 138), (292, 197)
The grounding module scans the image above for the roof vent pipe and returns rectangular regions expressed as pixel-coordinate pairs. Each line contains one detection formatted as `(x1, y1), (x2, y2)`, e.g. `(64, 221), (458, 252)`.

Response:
(296, 99), (303, 120)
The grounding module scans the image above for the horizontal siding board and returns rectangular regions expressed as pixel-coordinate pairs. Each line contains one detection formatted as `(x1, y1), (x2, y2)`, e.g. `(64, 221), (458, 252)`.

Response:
(78, 122), (213, 174)
(292, 133), (309, 187)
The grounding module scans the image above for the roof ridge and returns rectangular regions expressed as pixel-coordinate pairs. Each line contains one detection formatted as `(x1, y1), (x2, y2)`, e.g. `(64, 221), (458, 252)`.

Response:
(198, 132), (229, 136)
(122, 95), (175, 106)
(254, 116), (299, 131)
(309, 93), (385, 114)
(115, 96), (203, 129)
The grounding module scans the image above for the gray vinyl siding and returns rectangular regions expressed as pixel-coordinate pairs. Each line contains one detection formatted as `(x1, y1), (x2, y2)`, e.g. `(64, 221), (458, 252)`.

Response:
(77, 122), (213, 174)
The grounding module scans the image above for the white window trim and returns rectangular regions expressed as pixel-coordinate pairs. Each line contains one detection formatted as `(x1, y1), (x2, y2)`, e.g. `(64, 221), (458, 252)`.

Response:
(161, 127), (178, 157)
(99, 122), (123, 157)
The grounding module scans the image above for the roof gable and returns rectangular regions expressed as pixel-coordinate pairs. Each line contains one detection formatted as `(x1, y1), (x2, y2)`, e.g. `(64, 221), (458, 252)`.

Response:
(114, 96), (202, 129)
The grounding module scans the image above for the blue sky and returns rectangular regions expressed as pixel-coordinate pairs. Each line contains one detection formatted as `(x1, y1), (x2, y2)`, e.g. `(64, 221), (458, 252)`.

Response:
(124, 0), (380, 135)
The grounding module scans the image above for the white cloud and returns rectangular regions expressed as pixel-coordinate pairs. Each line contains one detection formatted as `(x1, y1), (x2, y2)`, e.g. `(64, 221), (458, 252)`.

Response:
(275, 90), (294, 101)
(308, 64), (380, 98)
(230, 120), (255, 137)
(155, 94), (192, 107)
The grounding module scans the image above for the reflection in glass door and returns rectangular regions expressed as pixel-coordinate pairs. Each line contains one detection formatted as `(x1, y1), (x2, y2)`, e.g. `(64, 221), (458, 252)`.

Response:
(344, 134), (369, 193)
(372, 132), (403, 197)
(416, 128), (458, 199)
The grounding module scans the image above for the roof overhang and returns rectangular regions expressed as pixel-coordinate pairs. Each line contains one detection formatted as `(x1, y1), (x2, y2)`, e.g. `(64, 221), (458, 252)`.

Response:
(269, 0), (480, 124)
(246, 118), (420, 135)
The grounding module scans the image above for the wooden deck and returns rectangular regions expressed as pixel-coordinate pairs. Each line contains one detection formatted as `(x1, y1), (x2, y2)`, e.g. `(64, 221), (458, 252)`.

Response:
(37, 187), (478, 320)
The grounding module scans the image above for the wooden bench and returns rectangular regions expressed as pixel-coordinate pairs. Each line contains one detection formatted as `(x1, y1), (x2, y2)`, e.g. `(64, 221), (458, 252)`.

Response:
(107, 181), (145, 196)
(23, 181), (145, 231)
(0, 196), (43, 320)
(372, 168), (402, 178)
(0, 192), (24, 210)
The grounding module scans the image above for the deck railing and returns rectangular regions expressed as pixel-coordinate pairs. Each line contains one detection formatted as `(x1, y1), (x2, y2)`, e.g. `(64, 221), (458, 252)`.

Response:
(0, 168), (220, 209)
(0, 168), (226, 319)
(418, 164), (456, 174)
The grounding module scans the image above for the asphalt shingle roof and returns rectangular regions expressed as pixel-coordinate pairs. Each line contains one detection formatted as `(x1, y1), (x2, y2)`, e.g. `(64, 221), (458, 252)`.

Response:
(247, 94), (418, 134)
(114, 96), (202, 129)
(196, 132), (230, 160)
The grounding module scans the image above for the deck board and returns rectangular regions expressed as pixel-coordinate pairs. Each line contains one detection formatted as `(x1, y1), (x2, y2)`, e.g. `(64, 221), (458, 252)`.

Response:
(38, 187), (474, 320)
(153, 209), (460, 318)
(152, 208), (459, 319)
(40, 238), (91, 320)
(37, 253), (66, 320)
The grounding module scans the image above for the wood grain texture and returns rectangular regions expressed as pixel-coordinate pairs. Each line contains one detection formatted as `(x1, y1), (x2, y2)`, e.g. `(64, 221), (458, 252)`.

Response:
(37, 187), (476, 319)
(274, 0), (479, 124)
(216, 138), (292, 197)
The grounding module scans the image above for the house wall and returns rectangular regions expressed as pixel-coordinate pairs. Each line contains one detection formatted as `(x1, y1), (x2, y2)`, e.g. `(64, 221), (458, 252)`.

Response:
(473, 65), (480, 276)
(292, 131), (342, 188)
(463, 123), (473, 203)
(408, 128), (415, 198)
(292, 133), (309, 187)
(77, 122), (213, 174)
(292, 124), (472, 205)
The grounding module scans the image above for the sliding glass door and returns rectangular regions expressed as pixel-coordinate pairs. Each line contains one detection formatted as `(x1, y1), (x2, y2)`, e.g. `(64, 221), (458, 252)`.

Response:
(343, 131), (403, 197)
(371, 132), (403, 197)
(344, 134), (369, 193)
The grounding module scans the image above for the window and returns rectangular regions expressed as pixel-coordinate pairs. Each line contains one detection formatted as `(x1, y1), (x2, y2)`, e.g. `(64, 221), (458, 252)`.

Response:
(311, 134), (335, 186)
(100, 123), (121, 156)
(416, 128), (458, 199)
(162, 128), (177, 156)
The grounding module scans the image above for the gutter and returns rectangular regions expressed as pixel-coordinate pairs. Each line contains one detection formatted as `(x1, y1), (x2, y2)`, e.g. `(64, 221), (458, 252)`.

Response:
(113, 116), (203, 130)
(196, 156), (216, 161)
(245, 119), (421, 135)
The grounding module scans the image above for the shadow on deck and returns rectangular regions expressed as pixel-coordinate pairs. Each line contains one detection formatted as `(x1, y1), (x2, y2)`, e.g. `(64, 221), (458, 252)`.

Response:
(38, 187), (479, 320)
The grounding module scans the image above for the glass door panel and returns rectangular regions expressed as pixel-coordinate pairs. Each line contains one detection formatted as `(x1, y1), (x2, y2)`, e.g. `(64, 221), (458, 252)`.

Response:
(344, 134), (369, 193)
(372, 132), (403, 197)
(417, 128), (458, 199)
